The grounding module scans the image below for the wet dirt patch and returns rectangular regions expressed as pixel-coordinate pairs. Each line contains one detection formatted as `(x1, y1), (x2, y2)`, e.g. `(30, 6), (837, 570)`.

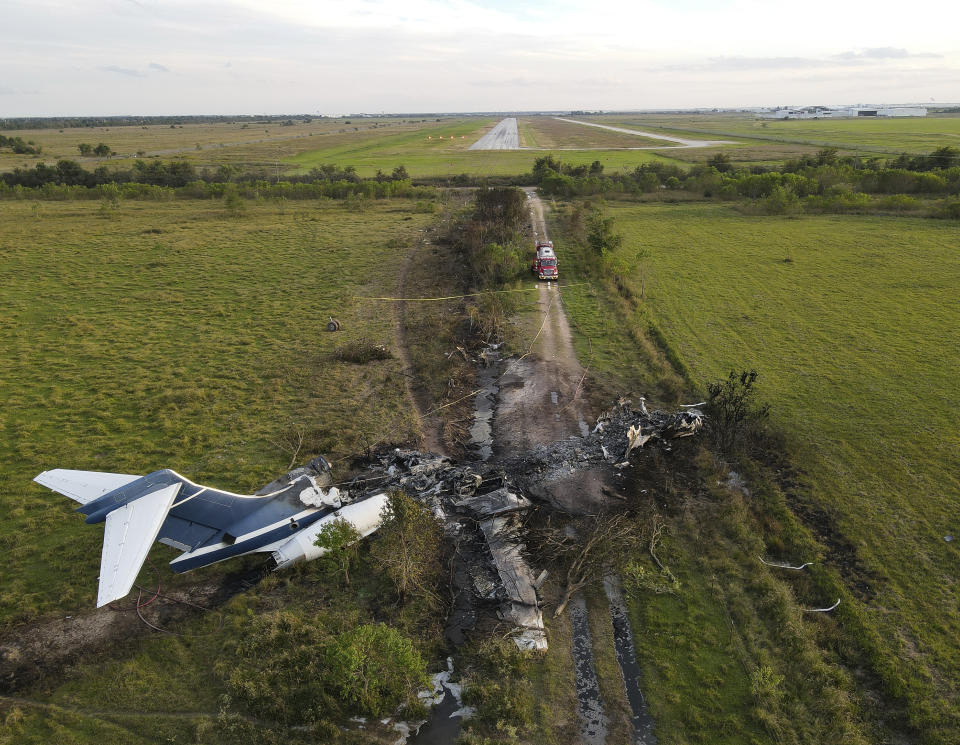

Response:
(570, 593), (609, 745)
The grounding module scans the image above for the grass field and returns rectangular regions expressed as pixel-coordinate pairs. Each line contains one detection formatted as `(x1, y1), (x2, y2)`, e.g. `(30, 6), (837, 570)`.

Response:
(1, 117), (684, 179)
(595, 113), (960, 159)
(518, 117), (676, 149)
(0, 197), (439, 624)
(0, 117), (442, 172)
(287, 117), (678, 178)
(581, 202), (960, 739)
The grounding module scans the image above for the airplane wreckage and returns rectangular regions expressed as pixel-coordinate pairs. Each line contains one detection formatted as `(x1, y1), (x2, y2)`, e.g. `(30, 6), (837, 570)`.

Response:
(34, 400), (703, 650)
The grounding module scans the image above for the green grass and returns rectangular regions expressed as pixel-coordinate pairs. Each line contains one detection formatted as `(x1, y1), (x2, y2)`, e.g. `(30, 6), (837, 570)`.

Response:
(286, 118), (679, 178)
(0, 117), (438, 172)
(0, 198), (436, 624)
(0, 116), (686, 179)
(593, 201), (960, 739)
(596, 113), (960, 154)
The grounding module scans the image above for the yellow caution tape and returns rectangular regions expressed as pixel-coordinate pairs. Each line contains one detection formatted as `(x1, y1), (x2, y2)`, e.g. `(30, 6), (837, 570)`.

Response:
(352, 282), (590, 302)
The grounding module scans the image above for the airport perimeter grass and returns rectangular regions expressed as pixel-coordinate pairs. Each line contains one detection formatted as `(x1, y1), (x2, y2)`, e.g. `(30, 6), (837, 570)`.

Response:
(287, 118), (678, 178)
(597, 202), (960, 739)
(0, 117), (435, 172)
(597, 113), (960, 154)
(1, 116), (685, 179)
(518, 117), (674, 149)
(0, 197), (436, 625)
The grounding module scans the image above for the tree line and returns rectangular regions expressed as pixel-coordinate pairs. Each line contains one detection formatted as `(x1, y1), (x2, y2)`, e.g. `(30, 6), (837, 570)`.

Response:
(532, 148), (960, 218)
(0, 159), (431, 203)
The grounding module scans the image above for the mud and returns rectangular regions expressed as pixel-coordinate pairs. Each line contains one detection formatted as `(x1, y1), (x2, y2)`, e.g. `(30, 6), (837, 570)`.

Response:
(468, 349), (500, 462)
(604, 576), (657, 744)
(570, 593), (609, 745)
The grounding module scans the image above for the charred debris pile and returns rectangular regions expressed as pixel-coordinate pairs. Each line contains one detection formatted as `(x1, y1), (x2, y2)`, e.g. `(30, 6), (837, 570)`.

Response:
(349, 399), (703, 651)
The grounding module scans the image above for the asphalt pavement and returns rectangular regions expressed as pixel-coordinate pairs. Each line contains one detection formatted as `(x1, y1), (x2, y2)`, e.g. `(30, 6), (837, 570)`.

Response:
(468, 117), (520, 150)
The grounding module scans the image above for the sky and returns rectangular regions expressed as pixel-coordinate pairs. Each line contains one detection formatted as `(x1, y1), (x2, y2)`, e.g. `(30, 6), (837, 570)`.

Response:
(2, 0), (958, 116)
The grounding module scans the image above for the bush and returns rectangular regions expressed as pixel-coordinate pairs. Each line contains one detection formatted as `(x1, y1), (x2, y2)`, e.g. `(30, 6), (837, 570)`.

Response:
(757, 185), (800, 215)
(932, 199), (960, 219)
(225, 612), (427, 723)
(322, 623), (428, 716)
(877, 194), (922, 212)
(333, 339), (393, 364)
(705, 370), (770, 456)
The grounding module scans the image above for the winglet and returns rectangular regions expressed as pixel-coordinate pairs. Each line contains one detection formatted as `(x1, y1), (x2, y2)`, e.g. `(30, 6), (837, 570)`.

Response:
(97, 483), (181, 607)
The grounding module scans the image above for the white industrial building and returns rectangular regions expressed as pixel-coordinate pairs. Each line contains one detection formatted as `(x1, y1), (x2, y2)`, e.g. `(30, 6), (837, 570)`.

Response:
(760, 106), (927, 119)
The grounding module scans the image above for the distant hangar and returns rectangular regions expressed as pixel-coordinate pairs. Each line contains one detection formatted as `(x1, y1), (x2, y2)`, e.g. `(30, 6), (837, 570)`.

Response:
(760, 105), (927, 119)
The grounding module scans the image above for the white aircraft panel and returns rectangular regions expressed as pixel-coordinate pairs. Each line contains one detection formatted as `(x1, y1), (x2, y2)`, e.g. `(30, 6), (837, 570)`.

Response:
(34, 469), (142, 505)
(97, 483), (180, 608)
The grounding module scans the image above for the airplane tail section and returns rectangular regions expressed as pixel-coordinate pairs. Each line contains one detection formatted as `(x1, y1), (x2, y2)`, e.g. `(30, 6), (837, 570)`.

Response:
(97, 483), (181, 607)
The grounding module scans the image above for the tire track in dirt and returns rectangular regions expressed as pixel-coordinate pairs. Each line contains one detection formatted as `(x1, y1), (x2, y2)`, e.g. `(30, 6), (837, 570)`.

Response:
(394, 235), (447, 455)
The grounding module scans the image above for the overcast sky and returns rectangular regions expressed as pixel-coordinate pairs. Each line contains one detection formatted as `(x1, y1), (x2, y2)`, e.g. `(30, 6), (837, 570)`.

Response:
(2, 0), (958, 116)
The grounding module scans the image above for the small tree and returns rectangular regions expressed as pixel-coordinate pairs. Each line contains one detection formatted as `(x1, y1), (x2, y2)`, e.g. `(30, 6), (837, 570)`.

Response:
(369, 490), (443, 607)
(223, 184), (246, 217)
(929, 145), (958, 170)
(586, 205), (623, 258)
(707, 152), (733, 173)
(705, 370), (770, 456)
(322, 623), (428, 716)
(93, 143), (112, 157)
(313, 518), (362, 585)
(77, 143), (93, 156)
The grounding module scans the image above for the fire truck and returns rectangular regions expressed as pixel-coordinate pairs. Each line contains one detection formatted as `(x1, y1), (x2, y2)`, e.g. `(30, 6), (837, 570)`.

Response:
(531, 241), (558, 280)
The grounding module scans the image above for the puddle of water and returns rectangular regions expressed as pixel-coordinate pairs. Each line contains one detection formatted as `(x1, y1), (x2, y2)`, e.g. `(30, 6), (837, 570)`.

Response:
(570, 593), (609, 745)
(409, 687), (462, 745)
(577, 413), (590, 438)
(603, 576), (657, 744)
(407, 658), (474, 745)
(469, 354), (500, 461)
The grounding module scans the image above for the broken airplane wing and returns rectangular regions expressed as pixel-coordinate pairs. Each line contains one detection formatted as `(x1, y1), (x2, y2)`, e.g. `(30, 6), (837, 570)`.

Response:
(34, 466), (387, 608)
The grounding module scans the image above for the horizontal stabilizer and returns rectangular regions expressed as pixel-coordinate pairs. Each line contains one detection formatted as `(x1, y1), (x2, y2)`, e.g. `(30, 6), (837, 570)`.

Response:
(98, 483), (180, 607)
(34, 469), (141, 506)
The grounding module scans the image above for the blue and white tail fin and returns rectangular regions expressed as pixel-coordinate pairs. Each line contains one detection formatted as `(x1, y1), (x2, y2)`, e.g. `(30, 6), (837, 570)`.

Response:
(34, 469), (181, 607)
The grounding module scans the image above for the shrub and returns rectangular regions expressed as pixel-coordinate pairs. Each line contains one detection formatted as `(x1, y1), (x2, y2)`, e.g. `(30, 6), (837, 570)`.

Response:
(757, 185), (800, 215)
(705, 370), (770, 456)
(877, 194), (921, 212)
(225, 613), (427, 723)
(333, 339), (393, 364)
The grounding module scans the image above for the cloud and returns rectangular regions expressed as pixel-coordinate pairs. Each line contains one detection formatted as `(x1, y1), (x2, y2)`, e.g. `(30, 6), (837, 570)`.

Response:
(835, 47), (940, 60)
(148, 62), (170, 72)
(0, 85), (39, 96)
(100, 65), (145, 77)
(659, 48), (944, 74)
(661, 56), (834, 72)
(470, 77), (541, 88)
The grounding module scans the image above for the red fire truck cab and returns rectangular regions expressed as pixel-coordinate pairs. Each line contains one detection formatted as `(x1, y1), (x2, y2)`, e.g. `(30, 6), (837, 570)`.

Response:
(532, 241), (558, 280)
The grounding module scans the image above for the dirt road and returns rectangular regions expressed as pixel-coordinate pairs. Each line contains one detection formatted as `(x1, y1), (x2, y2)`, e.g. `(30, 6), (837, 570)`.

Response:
(492, 189), (613, 514)
(494, 189), (585, 449)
